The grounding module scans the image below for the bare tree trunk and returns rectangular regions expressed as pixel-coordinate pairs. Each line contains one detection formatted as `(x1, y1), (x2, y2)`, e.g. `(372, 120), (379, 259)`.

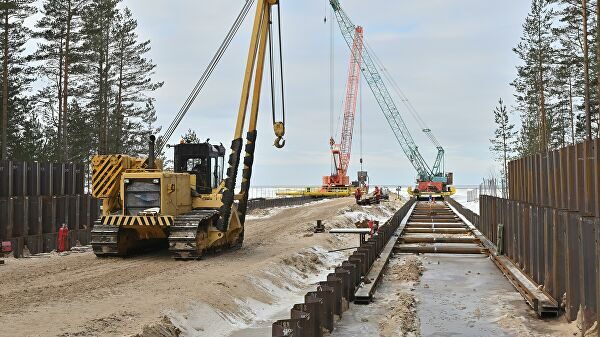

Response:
(57, 34), (63, 154)
(1, 6), (8, 160)
(569, 74), (576, 145)
(102, 19), (110, 154)
(115, 44), (124, 154)
(536, 15), (547, 153)
(583, 0), (592, 140)
(539, 73), (547, 152)
(62, 0), (72, 162)
(503, 132), (508, 182)
(561, 105), (566, 148)
(97, 60), (104, 154)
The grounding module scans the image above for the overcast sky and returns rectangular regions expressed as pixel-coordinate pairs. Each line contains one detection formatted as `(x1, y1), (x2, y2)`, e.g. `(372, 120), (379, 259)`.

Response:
(122, 0), (531, 187)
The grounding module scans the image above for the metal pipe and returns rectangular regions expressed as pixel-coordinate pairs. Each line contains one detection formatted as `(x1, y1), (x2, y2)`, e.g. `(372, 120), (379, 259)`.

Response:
(394, 244), (485, 254)
(328, 246), (360, 253)
(403, 228), (469, 234)
(405, 223), (466, 229)
(329, 228), (371, 234)
(148, 135), (156, 170)
(400, 236), (477, 244)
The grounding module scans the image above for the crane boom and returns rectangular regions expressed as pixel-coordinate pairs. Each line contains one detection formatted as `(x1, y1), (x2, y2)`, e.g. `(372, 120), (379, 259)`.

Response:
(330, 0), (440, 183)
(324, 26), (363, 187)
(339, 26), (362, 176)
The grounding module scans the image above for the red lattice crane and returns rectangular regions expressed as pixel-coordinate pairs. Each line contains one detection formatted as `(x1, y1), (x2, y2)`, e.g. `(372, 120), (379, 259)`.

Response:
(323, 26), (363, 188)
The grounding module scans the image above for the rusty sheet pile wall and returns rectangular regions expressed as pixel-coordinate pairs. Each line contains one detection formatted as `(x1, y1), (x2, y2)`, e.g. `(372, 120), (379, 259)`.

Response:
(450, 139), (600, 330)
(508, 139), (600, 217)
(0, 161), (99, 257)
(271, 199), (416, 337)
(478, 196), (599, 328)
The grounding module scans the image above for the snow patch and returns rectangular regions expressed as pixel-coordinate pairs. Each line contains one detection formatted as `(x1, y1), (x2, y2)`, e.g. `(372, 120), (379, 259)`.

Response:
(165, 246), (347, 337)
(246, 198), (332, 220)
(452, 188), (480, 215)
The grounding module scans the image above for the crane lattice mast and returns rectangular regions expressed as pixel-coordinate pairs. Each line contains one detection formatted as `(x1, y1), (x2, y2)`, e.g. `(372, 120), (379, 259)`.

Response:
(326, 26), (363, 186)
(329, 0), (446, 183)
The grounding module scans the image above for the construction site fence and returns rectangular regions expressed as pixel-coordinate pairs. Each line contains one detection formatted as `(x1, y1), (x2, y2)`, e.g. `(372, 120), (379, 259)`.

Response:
(466, 177), (507, 202)
(448, 195), (599, 329)
(247, 196), (324, 211)
(271, 198), (417, 337)
(0, 160), (99, 258)
(508, 138), (600, 217)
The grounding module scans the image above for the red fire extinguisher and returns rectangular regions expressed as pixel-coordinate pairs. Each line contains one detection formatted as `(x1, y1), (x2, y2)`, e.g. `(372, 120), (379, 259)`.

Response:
(58, 224), (69, 252)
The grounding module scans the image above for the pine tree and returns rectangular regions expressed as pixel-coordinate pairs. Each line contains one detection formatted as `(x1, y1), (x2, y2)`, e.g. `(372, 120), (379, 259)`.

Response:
(32, 0), (89, 162)
(79, 1), (161, 158)
(490, 98), (517, 181)
(80, 0), (119, 155)
(0, 0), (36, 160)
(551, 0), (600, 142)
(182, 129), (201, 144)
(15, 110), (44, 160)
(512, 0), (556, 155)
(550, 2), (578, 146)
(581, 0), (593, 139)
(108, 7), (162, 156)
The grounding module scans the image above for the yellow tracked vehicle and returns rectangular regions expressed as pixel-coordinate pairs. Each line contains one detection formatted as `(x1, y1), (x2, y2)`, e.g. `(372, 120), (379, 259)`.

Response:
(90, 0), (286, 259)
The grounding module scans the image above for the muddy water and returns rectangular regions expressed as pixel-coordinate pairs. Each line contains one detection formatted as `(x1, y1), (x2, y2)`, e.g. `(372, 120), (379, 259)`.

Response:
(416, 254), (570, 337)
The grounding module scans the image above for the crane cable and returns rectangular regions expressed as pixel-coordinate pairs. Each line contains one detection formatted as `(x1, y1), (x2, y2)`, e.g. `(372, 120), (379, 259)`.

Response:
(156, 0), (255, 155)
(359, 70), (363, 171)
(363, 41), (439, 146)
(329, 7), (335, 174)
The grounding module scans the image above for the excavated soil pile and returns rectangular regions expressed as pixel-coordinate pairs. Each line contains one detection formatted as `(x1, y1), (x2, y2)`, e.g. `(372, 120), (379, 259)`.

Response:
(378, 292), (420, 337)
(378, 256), (423, 337)
(389, 255), (423, 282)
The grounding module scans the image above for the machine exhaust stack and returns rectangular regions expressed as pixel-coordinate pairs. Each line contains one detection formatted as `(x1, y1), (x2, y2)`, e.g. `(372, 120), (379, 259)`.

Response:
(148, 135), (156, 169)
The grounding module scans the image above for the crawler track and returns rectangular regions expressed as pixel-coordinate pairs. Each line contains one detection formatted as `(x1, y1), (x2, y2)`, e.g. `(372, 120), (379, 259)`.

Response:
(90, 221), (120, 256)
(167, 209), (220, 260)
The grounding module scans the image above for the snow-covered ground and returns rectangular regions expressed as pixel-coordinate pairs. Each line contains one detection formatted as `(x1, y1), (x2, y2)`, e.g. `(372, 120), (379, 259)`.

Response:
(245, 198), (332, 220)
(451, 188), (480, 215)
(248, 186), (482, 215)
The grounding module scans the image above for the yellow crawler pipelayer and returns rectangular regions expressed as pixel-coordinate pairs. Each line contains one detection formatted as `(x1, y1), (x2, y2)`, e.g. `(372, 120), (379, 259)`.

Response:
(89, 0), (283, 259)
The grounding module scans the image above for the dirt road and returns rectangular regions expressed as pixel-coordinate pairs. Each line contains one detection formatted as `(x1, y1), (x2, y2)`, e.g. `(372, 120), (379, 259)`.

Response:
(0, 198), (400, 337)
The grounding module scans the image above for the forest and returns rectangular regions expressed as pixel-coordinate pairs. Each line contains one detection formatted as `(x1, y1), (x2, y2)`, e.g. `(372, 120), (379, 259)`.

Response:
(493, 0), (600, 165)
(2, 0), (600, 175)
(0, 0), (161, 168)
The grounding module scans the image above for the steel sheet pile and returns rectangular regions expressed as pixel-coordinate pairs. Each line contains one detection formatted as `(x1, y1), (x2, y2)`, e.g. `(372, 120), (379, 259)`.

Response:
(271, 199), (416, 337)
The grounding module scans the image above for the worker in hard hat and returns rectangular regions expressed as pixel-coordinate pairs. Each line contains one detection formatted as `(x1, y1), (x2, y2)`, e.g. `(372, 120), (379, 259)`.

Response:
(354, 188), (362, 203)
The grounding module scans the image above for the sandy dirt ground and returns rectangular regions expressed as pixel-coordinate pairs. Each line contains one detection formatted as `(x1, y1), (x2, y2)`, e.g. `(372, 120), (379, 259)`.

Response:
(0, 197), (401, 337)
(329, 255), (423, 337)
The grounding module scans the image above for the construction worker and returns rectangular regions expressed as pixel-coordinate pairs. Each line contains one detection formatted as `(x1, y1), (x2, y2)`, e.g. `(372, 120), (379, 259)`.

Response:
(354, 188), (362, 202)
(374, 186), (381, 200)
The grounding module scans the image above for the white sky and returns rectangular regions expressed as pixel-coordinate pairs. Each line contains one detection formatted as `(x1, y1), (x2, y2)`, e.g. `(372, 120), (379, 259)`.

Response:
(122, 0), (531, 186)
